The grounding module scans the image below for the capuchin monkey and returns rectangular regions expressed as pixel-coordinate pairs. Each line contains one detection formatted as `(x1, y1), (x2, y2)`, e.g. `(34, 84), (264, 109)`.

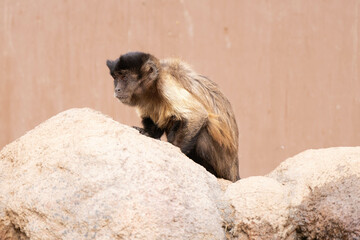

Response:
(106, 52), (240, 182)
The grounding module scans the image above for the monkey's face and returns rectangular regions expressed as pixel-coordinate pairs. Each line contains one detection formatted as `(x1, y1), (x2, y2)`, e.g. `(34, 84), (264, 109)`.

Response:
(112, 71), (140, 106)
(107, 52), (160, 106)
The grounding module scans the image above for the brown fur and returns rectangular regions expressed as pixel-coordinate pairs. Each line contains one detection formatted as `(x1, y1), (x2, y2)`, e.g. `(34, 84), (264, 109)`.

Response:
(107, 52), (240, 181)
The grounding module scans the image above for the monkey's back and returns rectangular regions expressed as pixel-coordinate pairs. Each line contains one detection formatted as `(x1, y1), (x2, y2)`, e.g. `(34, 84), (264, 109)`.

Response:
(160, 59), (239, 154)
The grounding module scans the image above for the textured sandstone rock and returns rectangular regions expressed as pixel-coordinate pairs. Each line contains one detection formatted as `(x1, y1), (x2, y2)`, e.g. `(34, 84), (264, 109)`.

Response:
(290, 175), (360, 239)
(268, 147), (360, 207)
(224, 176), (293, 240)
(226, 147), (360, 239)
(275, 148), (360, 239)
(0, 108), (227, 240)
(1, 107), (359, 240)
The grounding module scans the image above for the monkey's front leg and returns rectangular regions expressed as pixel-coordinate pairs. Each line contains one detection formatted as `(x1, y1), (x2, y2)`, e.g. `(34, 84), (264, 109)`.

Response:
(133, 117), (164, 139)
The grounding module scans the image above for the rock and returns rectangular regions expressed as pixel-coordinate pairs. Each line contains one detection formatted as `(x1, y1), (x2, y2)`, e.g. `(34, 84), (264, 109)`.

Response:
(268, 147), (360, 206)
(1, 107), (360, 240)
(269, 148), (360, 238)
(290, 175), (360, 239)
(217, 178), (232, 192)
(226, 147), (360, 239)
(224, 176), (293, 240)
(0, 108), (227, 240)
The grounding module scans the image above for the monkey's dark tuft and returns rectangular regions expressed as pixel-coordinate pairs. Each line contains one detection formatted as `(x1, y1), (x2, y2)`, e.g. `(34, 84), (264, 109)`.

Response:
(106, 59), (119, 74)
(116, 52), (150, 72)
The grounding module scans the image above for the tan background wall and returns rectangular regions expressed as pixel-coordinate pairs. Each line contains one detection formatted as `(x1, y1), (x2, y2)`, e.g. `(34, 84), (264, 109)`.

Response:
(1, 0), (359, 177)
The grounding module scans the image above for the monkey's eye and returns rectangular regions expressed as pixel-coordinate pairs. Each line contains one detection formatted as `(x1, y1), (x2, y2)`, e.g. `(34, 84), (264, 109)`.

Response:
(120, 75), (129, 82)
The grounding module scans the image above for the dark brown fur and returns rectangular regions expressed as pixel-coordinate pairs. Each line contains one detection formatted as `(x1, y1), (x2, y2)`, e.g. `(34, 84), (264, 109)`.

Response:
(106, 52), (240, 181)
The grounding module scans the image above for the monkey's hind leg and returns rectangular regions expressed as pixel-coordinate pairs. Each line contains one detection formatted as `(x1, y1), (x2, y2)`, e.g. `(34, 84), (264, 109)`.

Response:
(187, 148), (217, 177)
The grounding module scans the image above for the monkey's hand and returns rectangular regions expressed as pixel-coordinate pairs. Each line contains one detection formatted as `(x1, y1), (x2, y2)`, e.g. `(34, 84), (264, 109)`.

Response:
(133, 125), (162, 140)
(133, 126), (146, 135)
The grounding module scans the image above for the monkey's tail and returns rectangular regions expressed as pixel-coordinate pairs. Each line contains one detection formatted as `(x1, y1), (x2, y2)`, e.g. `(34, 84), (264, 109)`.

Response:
(207, 113), (237, 152)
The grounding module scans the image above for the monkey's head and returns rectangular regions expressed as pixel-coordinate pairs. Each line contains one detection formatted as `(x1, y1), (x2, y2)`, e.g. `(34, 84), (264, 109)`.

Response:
(106, 52), (160, 106)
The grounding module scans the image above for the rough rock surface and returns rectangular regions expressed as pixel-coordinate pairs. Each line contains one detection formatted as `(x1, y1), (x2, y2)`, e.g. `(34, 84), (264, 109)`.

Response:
(224, 176), (292, 239)
(0, 108), (227, 240)
(1, 108), (359, 240)
(269, 147), (360, 239)
(290, 175), (360, 239)
(276, 148), (360, 239)
(226, 147), (360, 239)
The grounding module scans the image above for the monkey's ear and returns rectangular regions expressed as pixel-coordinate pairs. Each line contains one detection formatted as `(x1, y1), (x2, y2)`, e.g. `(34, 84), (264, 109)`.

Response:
(143, 59), (159, 80)
(106, 59), (117, 72)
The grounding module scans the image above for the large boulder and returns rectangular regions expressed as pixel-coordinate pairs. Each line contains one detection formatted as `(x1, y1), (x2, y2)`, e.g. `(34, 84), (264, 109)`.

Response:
(226, 147), (360, 239)
(224, 176), (291, 239)
(271, 148), (360, 239)
(0, 107), (359, 240)
(0, 108), (228, 240)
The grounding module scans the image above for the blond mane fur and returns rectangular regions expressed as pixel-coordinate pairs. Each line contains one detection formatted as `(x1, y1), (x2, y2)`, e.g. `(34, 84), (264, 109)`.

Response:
(136, 58), (238, 152)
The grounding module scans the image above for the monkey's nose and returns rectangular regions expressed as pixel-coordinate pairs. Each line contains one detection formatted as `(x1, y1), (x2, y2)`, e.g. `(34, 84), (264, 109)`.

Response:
(115, 88), (121, 93)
